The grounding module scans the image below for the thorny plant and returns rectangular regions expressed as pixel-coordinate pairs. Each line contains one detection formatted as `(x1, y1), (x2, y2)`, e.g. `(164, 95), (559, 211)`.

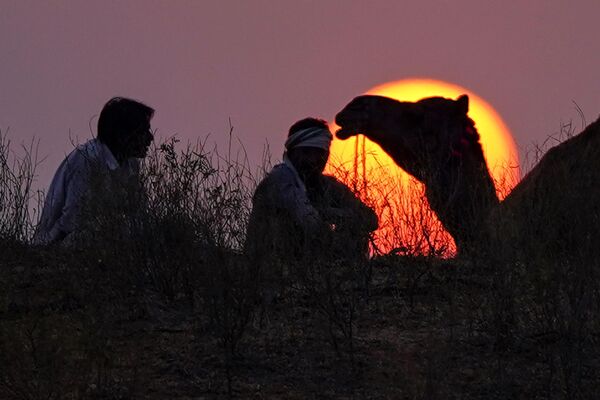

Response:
(84, 129), (264, 398)
(1, 117), (599, 398)
(0, 129), (42, 243)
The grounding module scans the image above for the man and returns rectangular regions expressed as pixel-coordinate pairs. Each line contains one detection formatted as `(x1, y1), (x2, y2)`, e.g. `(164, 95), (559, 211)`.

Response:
(34, 97), (154, 245)
(245, 118), (378, 267)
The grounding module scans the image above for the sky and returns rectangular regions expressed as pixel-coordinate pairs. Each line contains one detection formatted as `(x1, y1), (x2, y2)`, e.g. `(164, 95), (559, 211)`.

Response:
(1, 0), (599, 188)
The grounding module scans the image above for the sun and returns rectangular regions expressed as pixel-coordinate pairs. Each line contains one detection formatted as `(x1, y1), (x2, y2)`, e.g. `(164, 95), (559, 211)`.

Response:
(326, 78), (520, 256)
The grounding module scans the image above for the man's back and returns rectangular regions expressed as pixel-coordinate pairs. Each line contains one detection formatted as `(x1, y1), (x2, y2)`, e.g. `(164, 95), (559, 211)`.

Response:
(34, 139), (138, 245)
(245, 163), (318, 264)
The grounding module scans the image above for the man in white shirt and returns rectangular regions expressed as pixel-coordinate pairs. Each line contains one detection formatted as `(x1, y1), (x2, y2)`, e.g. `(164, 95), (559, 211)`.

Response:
(34, 97), (154, 245)
(245, 118), (378, 266)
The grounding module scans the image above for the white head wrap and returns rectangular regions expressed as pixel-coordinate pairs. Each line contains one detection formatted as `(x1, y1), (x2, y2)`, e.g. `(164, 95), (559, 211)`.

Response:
(284, 127), (333, 152)
(281, 126), (332, 192)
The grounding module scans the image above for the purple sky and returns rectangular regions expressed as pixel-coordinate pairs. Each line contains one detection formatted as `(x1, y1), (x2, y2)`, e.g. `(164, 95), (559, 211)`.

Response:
(2, 1), (599, 187)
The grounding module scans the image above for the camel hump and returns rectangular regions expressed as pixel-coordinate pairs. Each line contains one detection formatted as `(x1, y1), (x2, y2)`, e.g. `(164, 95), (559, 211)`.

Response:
(414, 95), (469, 119)
(497, 117), (600, 258)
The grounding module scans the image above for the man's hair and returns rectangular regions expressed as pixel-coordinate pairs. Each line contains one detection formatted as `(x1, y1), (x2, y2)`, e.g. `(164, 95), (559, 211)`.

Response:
(97, 97), (154, 151)
(288, 117), (329, 137)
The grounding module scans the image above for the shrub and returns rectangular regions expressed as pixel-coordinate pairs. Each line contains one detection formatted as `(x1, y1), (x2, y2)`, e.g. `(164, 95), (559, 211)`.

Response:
(0, 129), (41, 243)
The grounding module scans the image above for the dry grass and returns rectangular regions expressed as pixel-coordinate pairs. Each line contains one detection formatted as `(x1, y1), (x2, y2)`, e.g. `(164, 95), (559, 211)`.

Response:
(0, 122), (599, 399)
(0, 129), (42, 243)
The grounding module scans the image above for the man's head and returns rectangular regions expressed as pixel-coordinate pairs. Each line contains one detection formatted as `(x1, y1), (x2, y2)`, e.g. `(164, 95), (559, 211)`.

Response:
(285, 118), (332, 179)
(97, 97), (155, 161)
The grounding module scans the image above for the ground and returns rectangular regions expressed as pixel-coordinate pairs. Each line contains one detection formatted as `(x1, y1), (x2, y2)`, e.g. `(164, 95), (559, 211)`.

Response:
(2, 243), (598, 400)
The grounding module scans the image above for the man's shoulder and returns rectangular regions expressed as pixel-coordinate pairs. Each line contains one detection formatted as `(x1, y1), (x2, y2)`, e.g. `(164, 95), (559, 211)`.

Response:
(258, 163), (296, 187)
(64, 139), (99, 163)
(253, 163), (300, 204)
(321, 174), (353, 192)
(321, 174), (344, 184)
(268, 163), (296, 179)
(57, 139), (113, 180)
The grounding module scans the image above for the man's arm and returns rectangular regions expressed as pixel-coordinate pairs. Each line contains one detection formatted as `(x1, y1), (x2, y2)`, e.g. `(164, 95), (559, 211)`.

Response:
(321, 176), (378, 232)
(259, 165), (334, 239)
(47, 157), (92, 243)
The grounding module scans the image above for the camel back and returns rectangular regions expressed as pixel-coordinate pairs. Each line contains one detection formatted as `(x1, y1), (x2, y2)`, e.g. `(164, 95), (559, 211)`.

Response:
(495, 117), (600, 262)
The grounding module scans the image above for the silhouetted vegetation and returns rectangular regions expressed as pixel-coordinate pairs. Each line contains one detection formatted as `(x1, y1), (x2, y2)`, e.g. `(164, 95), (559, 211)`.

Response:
(1, 123), (599, 399)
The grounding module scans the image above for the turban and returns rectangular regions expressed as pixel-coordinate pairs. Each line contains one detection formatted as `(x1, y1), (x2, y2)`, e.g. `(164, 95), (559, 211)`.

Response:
(284, 127), (333, 152)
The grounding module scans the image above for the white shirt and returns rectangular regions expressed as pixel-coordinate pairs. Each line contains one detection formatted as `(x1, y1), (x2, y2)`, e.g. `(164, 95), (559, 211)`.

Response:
(33, 139), (138, 244)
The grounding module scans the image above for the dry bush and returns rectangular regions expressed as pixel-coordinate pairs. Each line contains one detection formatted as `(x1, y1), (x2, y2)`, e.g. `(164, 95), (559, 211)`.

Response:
(326, 153), (454, 258)
(70, 130), (261, 301)
(0, 129), (42, 243)
(66, 131), (266, 384)
(4, 116), (598, 398)
(140, 133), (263, 356)
(1, 129), (267, 399)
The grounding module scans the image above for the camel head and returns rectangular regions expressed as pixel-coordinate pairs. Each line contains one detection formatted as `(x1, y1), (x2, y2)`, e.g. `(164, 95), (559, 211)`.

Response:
(335, 94), (474, 182)
(336, 94), (499, 254)
(335, 95), (407, 140)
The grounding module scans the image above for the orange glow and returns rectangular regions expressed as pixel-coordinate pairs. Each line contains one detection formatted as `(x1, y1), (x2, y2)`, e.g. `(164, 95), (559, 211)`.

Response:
(326, 78), (520, 256)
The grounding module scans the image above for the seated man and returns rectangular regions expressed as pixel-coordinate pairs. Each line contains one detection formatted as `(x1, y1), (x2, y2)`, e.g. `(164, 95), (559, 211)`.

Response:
(245, 118), (378, 268)
(34, 97), (154, 245)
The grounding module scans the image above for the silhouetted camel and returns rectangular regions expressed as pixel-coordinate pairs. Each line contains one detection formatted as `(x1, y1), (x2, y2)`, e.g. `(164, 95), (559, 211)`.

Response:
(335, 95), (600, 260)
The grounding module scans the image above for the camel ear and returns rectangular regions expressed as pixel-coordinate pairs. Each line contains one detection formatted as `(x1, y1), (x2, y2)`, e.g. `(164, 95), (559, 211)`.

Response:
(456, 95), (469, 114)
